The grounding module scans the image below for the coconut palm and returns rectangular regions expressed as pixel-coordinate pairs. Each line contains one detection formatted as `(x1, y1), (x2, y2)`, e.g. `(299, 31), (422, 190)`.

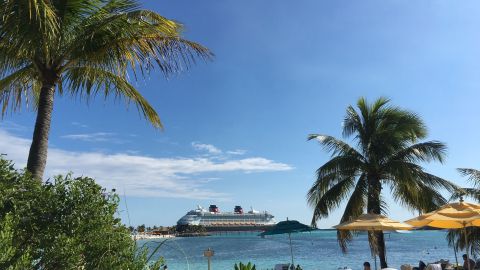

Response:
(447, 168), (480, 256)
(307, 97), (456, 268)
(450, 169), (480, 203)
(0, 0), (212, 179)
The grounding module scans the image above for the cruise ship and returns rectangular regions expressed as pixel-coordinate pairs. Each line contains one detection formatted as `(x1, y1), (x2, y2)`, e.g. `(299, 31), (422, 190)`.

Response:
(177, 205), (276, 231)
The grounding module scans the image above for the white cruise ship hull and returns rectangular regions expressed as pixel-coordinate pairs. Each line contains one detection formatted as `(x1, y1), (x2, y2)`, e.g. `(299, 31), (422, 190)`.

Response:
(177, 205), (276, 231)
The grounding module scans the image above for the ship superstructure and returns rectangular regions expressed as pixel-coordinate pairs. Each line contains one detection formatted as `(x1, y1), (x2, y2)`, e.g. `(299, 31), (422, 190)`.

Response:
(177, 205), (276, 231)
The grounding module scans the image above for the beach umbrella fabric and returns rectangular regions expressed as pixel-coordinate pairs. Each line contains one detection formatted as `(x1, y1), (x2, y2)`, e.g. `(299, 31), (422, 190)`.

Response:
(334, 213), (413, 270)
(334, 213), (413, 231)
(405, 201), (480, 270)
(405, 201), (480, 229)
(259, 219), (314, 268)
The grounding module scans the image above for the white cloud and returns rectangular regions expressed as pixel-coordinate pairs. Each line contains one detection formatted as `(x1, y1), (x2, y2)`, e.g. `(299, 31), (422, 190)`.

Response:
(71, 122), (88, 128)
(1, 121), (28, 132)
(227, 149), (247, 155)
(0, 130), (293, 200)
(191, 142), (222, 155)
(61, 132), (119, 143)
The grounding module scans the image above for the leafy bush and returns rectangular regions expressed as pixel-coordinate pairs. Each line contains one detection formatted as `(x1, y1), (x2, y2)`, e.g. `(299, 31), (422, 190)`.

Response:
(234, 262), (257, 270)
(0, 213), (32, 269)
(0, 158), (163, 270)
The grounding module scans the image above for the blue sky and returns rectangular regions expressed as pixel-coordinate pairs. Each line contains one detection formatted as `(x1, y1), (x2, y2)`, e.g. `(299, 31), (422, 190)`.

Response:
(2, 0), (480, 228)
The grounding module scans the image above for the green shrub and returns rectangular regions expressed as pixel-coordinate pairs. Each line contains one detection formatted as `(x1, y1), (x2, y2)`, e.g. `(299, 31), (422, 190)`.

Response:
(0, 157), (163, 270)
(234, 262), (256, 270)
(0, 213), (32, 269)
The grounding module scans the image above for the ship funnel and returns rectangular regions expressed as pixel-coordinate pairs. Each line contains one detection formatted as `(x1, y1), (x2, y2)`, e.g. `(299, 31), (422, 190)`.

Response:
(234, 205), (244, 214)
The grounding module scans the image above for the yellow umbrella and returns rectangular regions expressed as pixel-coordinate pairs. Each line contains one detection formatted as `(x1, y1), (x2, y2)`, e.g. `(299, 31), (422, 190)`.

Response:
(335, 213), (413, 231)
(405, 200), (480, 270)
(335, 213), (413, 270)
(405, 201), (480, 228)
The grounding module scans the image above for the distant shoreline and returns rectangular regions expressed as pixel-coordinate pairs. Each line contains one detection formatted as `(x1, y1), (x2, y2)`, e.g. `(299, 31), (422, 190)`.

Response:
(132, 234), (176, 240)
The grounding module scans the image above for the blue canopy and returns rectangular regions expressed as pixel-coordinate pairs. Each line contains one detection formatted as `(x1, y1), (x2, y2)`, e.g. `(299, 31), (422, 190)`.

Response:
(259, 219), (314, 236)
(259, 219), (315, 268)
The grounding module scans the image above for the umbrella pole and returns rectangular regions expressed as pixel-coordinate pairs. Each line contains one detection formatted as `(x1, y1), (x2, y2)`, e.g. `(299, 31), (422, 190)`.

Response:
(374, 255), (377, 270)
(289, 233), (294, 268)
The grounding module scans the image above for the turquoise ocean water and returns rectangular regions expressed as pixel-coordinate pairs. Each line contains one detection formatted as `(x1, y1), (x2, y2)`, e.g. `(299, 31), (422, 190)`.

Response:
(140, 230), (459, 270)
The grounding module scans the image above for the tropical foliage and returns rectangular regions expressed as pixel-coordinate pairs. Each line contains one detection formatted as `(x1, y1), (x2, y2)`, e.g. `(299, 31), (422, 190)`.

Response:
(0, 0), (212, 179)
(307, 97), (456, 268)
(176, 224), (207, 234)
(447, 168), (480, 257)
(0, 157), (164, 270)
(234, 262), (257, 270)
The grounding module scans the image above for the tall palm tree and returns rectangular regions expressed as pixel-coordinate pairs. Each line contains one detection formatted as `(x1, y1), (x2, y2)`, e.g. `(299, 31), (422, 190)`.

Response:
(448, 168), (480, 256)
(0, 0), (212, 179)
(307, 97), (456, 268)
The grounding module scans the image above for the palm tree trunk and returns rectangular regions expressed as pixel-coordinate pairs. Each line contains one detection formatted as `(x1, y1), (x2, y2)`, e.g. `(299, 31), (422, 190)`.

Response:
(376, 231), (387, 268)
(26, 83), (55, 180)
(367, 176), (388, 268)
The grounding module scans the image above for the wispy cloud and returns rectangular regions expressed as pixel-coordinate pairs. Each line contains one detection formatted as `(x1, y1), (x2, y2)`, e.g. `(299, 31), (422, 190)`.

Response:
(1, 121), (28, 132)
(227, 149), (247, 155)
(71, 122), (88, 128)
(192, 143), (247, 156)
(61, 132), (120, 143)
(0, 130), (293, 200)
(191, 142), (222, 155)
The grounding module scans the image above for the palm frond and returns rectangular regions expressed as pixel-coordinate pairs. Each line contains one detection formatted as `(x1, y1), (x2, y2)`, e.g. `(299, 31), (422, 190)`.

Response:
(388, 141), (447, 164)
(451, 188), (480, 202)
(307, 154), (363, 210)
(336, 174), (367, 252)
(316, 155), (363, 181)
(308, 177), (356, 224)
(415, 171), (458, 193)
(0, 45), (31, 78)
(370, 97), (391, 114)
(342, 104), (364, 139)
(447, 227), (480, 255)
(386, 160), (457, 192)
(63, 7), (212, 77)
(356, 97), (370, 125)
(379, 194), (390, 215)
(64, 66), (161, 128)
(376, 108), (426, 141)
(0, 0), (59, 63)
(307, 171), (350, 209)
(344, 97), (428, 161)
(390, 177), (447, 213)
(0, 0), (211, 123)
(458, 168), (480, 187)
(337, 230), (354, 254)
(308, 134), (365, 160)
(0, 65), (38, 116)
(308, 97), (449, 257)
(385, 158), (454, 212)
(447, 168), (480, 255)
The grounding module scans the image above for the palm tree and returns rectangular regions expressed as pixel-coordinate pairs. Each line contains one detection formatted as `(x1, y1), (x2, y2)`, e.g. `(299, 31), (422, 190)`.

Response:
(0, 0), (212, 179)
(448, 168), (480, 256)
(307, 97), (456, 268)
